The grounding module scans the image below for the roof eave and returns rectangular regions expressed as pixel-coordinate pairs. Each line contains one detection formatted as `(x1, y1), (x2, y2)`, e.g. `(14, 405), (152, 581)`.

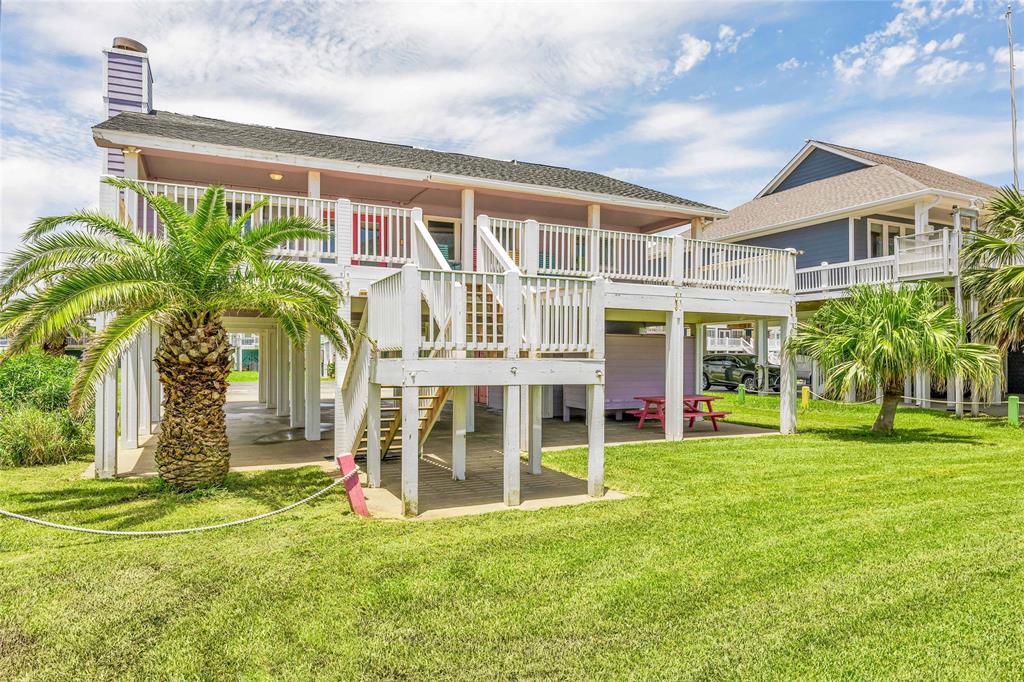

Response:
(714, 188), (987, 242)
(92, 126), (727, 219)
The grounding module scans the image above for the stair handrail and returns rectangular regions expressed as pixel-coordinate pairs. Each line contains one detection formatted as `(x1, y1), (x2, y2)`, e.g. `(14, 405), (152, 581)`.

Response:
(339, 314), (373, 455)
(476, 215), (520, 274)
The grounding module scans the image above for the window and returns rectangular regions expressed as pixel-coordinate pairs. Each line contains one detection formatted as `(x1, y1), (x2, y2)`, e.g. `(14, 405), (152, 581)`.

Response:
(868, 219), (914, 258)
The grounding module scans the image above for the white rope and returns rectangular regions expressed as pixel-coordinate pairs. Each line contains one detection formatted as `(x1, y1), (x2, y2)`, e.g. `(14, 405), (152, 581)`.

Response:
(0, 466), (360, 537)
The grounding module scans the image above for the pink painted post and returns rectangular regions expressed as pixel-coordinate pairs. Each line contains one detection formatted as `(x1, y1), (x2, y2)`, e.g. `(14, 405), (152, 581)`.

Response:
(335, 453), (369, 517)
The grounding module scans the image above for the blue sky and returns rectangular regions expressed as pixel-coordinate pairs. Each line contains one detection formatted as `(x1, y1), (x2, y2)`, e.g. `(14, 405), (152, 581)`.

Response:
(1, 0), (1021, 251)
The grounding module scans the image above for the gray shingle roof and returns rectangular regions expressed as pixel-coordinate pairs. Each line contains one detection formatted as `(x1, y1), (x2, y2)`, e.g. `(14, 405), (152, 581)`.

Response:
(812, 141), (998, 199)
(705, 141), (998, 240)
(93, 110), (723, 213)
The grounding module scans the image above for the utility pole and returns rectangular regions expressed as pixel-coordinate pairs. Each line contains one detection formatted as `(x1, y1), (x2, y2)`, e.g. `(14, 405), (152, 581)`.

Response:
(1008, 3), (1020, 190)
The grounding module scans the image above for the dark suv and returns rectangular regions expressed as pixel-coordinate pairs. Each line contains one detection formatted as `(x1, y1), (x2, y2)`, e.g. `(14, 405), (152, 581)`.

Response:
(703, 353), (780, 392)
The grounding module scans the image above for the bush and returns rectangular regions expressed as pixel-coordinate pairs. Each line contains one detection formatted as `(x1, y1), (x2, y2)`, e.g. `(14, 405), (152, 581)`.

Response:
(0, 406), (92, 467)
(0, 349), (79, 411)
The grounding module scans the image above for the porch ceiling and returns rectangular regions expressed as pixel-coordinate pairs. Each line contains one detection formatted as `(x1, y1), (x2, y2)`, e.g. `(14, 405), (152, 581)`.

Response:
(136, 149), (693, 232)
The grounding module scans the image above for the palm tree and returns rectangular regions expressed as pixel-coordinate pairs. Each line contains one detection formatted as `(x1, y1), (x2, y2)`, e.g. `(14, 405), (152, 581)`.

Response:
(962, 186), (1024, 350)
(787, 283), (1000, 434)
(0, 177), (355, 490)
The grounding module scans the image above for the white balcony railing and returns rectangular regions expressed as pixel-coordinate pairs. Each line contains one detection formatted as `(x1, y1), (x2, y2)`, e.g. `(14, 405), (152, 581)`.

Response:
(522, 276), (596, 354)
(795, 255), (896, 295)
(118, 179), (424, 266)
(483, 216), (794, 293)
(895, 228), (955, 279)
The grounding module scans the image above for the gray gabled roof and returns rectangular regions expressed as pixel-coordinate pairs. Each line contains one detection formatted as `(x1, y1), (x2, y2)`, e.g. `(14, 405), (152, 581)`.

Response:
(93, 110), (724, 213)
(705, 140), (998, 240)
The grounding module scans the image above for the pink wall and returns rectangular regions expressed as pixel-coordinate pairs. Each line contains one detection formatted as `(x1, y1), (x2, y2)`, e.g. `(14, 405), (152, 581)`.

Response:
(563, 333), (695, 418)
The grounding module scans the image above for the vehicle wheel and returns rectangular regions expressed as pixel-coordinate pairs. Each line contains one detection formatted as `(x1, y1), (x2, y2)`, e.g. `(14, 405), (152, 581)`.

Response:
(702, 373), (711, 391)
(743, 375), (758, 392)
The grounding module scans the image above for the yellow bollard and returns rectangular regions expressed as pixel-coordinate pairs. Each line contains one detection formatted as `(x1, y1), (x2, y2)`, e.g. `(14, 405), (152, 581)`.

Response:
(801, 385), (810, 409)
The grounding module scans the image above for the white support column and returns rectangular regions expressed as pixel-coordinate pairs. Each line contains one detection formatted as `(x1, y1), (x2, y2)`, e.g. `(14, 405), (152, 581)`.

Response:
(289, 341), (305, 429)
(119, 339), (139, 449)
(810, 360), (821, 400)
(257, 332), (267, 406)
(587, 383), (605, 497)
(367, 383), (382, 487)
(903, 375), (913, 405)
(523, 219), (540, 276)
(94, 312), (118, 478)
(461, 189), (475, 269)
(664, 303), (685, 441)
(587, 204), (601, 275)
(275, 327), (290, 417)
(401, 384), (419, 515)
(334, 271), (352, 458)
(452, 385), (468, 481)
(304, 328), (321, 440)
(848, 217), (856, 261)
(756, 319), (769, 395)
(690, 216), (705, 241)
(694, 322), (706, 392)
(149, 323), (161, 427)
(336, 199), (353, 266)
(138, 324), (152, 436)
(528, 384), (543, 474)
(503, 385), (521, 506)
(266, 331), (277, 411)
(779, 315), (797, 435)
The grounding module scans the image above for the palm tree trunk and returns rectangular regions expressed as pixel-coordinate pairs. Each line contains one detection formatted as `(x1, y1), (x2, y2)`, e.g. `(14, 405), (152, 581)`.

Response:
(871, 392), (902, 434)
(154, 313), (233, 490)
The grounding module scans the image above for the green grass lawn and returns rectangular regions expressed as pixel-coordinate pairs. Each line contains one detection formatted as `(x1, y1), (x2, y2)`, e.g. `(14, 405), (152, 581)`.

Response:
(1, 397), (1022, 680)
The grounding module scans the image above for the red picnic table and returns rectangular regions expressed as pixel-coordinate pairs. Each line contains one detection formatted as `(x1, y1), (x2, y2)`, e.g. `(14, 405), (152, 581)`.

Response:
(627, 395), (731, 432)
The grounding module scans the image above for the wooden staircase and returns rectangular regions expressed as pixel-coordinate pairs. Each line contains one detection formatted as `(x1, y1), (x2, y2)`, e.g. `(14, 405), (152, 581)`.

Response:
(349, 276), (506, 460)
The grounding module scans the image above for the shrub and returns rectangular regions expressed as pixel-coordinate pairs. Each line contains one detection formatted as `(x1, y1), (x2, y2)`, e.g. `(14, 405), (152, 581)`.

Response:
(0, 406), (92, 467)
(0, 349), (79, 411)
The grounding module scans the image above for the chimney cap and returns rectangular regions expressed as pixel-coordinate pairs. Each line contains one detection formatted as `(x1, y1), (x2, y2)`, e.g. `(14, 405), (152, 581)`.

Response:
(112, 37), (147, 53)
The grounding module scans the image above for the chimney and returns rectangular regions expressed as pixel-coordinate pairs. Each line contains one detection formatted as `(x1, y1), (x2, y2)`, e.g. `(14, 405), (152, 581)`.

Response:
(103, 37), (153, 175)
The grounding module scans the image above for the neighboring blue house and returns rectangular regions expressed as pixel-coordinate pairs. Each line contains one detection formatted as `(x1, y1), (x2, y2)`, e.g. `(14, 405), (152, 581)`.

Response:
(703, 140), (996, 281)
(702, 140), (1021, 399)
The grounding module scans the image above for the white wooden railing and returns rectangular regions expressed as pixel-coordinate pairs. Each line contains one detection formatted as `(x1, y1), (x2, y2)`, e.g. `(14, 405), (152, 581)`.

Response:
(677, 239), (793, 292)
(116, 179), (432, 266)
(340, 330), (373, 455)
(130, 179), (340, 259)
(522, 276), (595, 354)
(476, 217), (520, 275)
(488, 218), (526, 267)
(795, 255), (896, 295)
(895, 228), (954, 279)
(413, 219), (451, 272)
(351, 202), (415, 265)
(419, 270), (506, 353)
(367, 270), (404, 351)
(483, 216), (794, 293)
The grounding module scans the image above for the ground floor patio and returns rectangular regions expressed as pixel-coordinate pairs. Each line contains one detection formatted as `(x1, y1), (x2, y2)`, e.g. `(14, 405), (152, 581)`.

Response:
(85, 383), (776, 519)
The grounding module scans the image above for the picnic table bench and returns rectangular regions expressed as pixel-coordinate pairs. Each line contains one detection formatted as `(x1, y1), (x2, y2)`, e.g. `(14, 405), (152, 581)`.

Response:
(626, 395), (732, 432)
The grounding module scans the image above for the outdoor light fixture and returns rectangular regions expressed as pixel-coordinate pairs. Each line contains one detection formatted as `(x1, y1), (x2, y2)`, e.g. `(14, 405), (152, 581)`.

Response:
(269, 172), (284, 181)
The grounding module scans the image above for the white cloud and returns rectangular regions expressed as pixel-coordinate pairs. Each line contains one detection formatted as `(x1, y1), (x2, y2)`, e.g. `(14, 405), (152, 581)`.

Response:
(674, 34), (711, 75)
(776, 57), (804, 71)
(915, 56), (984, 85)
(877, 42), (918, 77)
(625, 101), (793, 179)
(992, 44), (1024, 66)
(825, 110), (1012, 181)
(832, 0), (977, 85)
(715, 24), (755, 54)
(1, 0), (743, 250)
(923, 32), (964, 55)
